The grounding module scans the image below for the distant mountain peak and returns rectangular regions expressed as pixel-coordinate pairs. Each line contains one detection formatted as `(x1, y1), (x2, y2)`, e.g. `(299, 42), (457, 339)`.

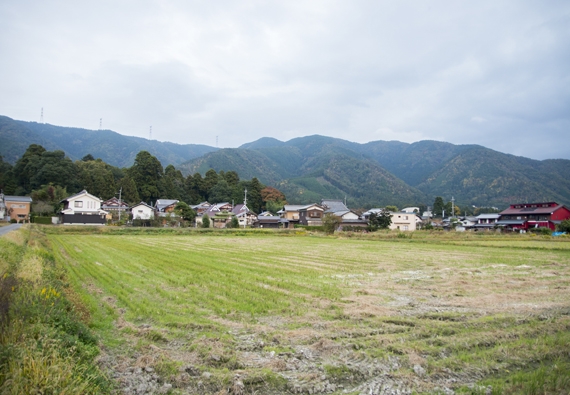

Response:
(239, 137), (285, 149)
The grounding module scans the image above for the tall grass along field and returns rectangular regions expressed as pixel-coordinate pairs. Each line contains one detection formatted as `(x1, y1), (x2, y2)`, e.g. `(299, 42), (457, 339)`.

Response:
(6, 226), (570, 394)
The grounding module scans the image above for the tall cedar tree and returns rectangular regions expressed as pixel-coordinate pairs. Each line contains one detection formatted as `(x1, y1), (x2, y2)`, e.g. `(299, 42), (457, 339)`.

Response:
(127, 151), (164, 204)
(13, 144), (46, 194)
(76, 159), (117, 200)
(117, 176), (140, 205)
(0, 156), (16, 195)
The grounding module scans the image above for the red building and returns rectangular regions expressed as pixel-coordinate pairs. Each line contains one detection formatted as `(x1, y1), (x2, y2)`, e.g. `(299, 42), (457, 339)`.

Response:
(497, 202), (570, 231)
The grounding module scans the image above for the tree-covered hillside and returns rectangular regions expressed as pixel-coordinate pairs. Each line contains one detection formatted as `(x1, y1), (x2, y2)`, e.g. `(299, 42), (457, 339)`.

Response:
(3, 114), (569, 209)
(0, 116), (217, 168)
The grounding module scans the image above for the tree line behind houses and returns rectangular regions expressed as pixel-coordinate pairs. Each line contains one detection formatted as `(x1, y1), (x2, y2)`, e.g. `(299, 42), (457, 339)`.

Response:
(0, 144), (286, 217)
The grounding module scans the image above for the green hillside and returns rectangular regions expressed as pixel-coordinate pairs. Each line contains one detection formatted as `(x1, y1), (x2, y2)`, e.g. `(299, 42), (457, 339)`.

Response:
(360, 140), (477, 187)
(0, 116), (60, 163)
(416, 146), (570, 207)
(2, 114), (569, 209)
(0, 116), (217, 167)
(181, 137), (427, 207)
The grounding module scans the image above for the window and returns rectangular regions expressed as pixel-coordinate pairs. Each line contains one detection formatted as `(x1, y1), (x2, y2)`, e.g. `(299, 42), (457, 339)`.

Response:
(404, 216), (408, 220)
(403, 226), (408, 231)
(74, 201), (83, 208)
(138, 210), (143, 213)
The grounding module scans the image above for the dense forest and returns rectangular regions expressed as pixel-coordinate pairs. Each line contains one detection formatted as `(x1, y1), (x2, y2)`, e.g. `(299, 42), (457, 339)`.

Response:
(0, 145), (287, 216)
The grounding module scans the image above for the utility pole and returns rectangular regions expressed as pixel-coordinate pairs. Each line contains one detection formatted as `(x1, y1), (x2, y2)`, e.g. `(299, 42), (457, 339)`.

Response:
(451, 196), (455, 219)
(118, 187), (122, 222)
(243, 188), (248, 228)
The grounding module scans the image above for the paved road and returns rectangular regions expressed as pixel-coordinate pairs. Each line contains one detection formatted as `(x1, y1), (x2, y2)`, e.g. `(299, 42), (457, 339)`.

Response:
(0, 223), (22, 237)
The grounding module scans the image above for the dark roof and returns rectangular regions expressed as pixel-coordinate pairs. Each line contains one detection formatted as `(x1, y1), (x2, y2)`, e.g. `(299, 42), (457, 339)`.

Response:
(231, 203), (250, 215)
(321, 199), (348, 213)
(155, 199), (179, 211)
(500, 203), (566, 215)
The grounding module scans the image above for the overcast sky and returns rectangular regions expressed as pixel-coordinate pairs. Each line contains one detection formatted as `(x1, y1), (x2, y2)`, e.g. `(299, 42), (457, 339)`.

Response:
(1, 1), (569, 160)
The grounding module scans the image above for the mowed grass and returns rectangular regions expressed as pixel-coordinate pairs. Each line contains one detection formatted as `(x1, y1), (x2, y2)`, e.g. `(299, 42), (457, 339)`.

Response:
(48, 232), (570, 394)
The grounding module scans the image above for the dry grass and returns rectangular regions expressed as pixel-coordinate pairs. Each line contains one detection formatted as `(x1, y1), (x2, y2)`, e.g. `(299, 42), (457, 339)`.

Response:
(48, 232), (570, 394)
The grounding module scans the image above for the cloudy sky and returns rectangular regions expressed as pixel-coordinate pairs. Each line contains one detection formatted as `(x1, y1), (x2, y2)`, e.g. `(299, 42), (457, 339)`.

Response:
(1, 1), (569, 160)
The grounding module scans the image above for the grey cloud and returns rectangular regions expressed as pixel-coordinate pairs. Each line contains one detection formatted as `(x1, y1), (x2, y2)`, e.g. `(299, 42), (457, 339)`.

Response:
(0, 1), (569, 159)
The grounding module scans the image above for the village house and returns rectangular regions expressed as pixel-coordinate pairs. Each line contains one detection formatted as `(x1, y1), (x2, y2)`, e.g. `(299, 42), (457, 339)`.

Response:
(190, 202), (211, 215)
(254, 214), (282, 228)
(2, 194), (33, 223)
(231, 203), (257, 227)
(154, 199), (179, 218)
(362, 208), (417, 231)
(496, 202), (570, 231)
(60, 190), (108, 225)
(473, 213), (500, 230)
(196, 202), (232, 227)
(389, 211), (417, 231)
(279, 205), (306, 228)
(298, 203), (325, 226)
(131, 202), (155, 220)
(321, 199), (367, 228)
(102, 197), (130, 219)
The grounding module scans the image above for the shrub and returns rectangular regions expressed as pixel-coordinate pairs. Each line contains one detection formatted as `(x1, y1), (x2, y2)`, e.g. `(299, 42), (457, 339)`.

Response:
(201, 214), (211, 228)
(32, 217), (53, 225)
(557, 219), (570, 233)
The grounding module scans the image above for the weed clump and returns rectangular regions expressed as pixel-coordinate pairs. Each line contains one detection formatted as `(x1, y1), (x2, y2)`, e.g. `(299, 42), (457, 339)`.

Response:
(0, 227), (111, 394)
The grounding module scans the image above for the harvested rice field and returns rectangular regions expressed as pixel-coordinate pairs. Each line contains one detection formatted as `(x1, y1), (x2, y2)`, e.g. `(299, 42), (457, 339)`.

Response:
(48, 230), (570, 394)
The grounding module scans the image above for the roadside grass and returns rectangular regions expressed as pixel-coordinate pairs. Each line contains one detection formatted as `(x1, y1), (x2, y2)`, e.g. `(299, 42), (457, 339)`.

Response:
(43, 228), (570, 394)
(0, 226), (111, 394)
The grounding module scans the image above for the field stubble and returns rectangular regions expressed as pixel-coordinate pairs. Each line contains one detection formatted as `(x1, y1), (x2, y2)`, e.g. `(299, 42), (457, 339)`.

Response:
(48, 232), (570, 394)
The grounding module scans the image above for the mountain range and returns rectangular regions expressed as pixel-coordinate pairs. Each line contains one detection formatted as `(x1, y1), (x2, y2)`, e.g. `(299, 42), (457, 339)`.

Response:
(2, 115), (569, 209)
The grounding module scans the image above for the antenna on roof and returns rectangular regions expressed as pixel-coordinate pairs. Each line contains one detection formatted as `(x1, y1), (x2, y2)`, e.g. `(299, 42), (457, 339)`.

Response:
(40, 108), (43, 123)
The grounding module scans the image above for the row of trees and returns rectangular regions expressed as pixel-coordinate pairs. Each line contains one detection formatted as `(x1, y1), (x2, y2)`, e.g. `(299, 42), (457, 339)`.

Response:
(0, 145), (287, 215)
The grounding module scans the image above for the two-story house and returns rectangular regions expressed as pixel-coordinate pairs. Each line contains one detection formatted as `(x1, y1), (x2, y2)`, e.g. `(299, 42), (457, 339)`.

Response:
(298, 203), (325, 226)
(60, 190), (108, 225)
(496, 202), (570, 231)
(389, 211), (417, 231)
(280, 205), (307, 228)
(2, 195), (33, 223)
(473, 213), (500, 230)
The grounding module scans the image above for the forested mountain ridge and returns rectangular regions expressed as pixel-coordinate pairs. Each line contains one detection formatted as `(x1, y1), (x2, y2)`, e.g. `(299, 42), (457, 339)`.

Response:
(0, 116), (218, 168)
(2, 114), (569, 209)
(182, 135), (570, 208)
